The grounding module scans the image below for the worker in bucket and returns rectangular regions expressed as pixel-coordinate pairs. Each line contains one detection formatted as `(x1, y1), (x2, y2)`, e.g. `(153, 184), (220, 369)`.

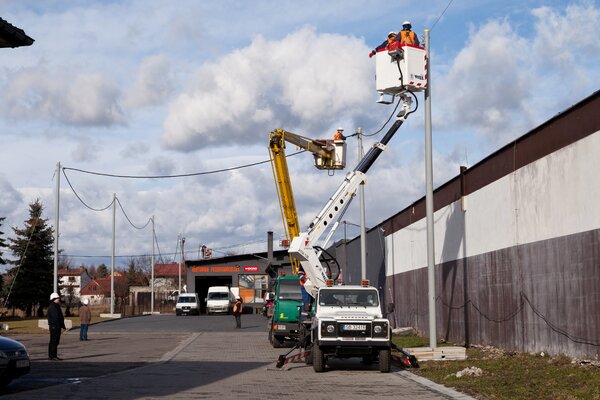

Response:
(333, 127), (346, 141)
(369, 31), (397, 58)
(396, 20), (420, 46)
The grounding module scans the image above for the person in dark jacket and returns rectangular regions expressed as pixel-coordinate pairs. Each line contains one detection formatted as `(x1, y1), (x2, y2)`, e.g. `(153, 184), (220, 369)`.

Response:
(48, 292), (66, 360)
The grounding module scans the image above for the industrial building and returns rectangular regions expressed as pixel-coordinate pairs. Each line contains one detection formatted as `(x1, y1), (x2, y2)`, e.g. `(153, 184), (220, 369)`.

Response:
(339, 89), (600, 359)
(185, 234), (291, 314)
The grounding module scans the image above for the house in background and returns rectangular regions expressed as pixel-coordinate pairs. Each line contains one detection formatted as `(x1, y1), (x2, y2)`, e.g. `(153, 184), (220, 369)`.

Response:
(154, 263), (185, 298)
(80, 272), (127, 306)
(57, 266), (91, 305)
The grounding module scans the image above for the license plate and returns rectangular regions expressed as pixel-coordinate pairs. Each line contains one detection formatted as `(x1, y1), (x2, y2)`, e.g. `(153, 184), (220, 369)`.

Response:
(342, 324), (366, 331)
(276, 324), (286, 330)
(16, 360), (29, 368)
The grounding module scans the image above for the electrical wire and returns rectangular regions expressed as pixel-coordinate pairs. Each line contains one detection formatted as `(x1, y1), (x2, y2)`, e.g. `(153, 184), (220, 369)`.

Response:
(438, 291), (600, 347)
(62, 150), (305, 179)
(430, 0), (454, 32)
(115, 197), (151, 230)
(62, 169), (115, 211)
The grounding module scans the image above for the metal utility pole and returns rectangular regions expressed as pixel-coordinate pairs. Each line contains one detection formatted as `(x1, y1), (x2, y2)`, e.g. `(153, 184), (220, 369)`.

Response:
(53, 162), (60, 294)
(357, 127), (367, 281)
(111, 193), (116, 315)
(151, 216), (155, 313)
(424, 29), (437, 348)
(180, 236), (185, 294)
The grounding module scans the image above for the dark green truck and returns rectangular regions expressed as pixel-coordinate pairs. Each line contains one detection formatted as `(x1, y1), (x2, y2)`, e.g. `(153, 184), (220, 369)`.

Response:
(268, 275), (303, 348)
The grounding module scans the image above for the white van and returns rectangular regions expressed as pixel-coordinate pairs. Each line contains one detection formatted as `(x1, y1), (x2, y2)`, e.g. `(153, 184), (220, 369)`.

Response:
(205, 286), (234, 314)
(175, 293), (200, 316)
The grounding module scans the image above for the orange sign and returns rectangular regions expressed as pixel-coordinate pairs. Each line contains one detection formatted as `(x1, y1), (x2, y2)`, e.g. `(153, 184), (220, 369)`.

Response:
(191, 266), (240, 273)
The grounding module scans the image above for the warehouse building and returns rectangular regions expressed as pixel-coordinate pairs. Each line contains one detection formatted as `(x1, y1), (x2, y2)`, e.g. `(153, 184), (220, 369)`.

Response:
(358, 89), (600, 359)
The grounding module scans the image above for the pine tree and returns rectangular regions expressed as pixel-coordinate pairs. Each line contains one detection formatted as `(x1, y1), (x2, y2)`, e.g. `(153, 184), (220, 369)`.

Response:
(6, 199), (54, 317)
(0, 216), (7, 265)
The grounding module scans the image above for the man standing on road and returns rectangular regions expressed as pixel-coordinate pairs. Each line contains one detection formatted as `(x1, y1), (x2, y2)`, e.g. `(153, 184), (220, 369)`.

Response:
(79, 298), (91, 341)
(233, 296), (243, 329)
(48, 292), (66, 360)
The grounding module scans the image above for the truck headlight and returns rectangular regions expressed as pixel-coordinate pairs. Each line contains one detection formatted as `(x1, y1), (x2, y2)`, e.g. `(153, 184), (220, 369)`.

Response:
(372, 321), (389, 338)
(320, 321), (337, 337)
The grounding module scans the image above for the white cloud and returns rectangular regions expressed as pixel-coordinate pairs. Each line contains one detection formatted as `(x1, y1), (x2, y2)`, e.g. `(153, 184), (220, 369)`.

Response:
(0, 176), (24, 219)
(435, 19), (532, 144)
(126, 55), (174, 108)
(1, 67), (126, 127)
(162, 27), (373, 151)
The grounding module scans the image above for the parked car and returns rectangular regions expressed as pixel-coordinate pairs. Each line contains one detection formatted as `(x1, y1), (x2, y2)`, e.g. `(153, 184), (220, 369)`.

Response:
(0, 336), (30, 386)
(175, 293), (200, 316)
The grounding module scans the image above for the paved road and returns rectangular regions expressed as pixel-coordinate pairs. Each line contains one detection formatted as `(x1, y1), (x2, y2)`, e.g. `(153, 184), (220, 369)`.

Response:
(1, 314), (473, 399)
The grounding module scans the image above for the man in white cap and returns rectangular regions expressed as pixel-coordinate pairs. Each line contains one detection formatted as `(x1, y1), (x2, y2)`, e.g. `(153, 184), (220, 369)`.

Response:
(79, 298), (91, 341)
(47, 292), (66, 360)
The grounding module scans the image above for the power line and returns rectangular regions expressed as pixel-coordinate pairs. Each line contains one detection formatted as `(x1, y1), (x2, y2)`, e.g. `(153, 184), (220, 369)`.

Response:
(115, 197), (151, 230)
(430, 0), (454, 32)
(62, 150), (305, 179)
(62, 169), (114, 211)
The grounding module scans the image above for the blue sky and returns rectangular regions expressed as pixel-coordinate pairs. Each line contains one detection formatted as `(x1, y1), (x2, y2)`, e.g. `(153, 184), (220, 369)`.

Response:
(1, 0), (599, 269)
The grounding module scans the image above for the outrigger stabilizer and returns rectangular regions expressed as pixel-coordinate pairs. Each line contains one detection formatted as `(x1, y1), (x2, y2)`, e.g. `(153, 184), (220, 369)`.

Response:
(275, 334), (310, 368)
(391, 342), (420, 368)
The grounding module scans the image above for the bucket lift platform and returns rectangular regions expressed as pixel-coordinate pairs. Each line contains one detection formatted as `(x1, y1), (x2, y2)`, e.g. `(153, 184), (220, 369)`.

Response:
(375, 43), (427, 102)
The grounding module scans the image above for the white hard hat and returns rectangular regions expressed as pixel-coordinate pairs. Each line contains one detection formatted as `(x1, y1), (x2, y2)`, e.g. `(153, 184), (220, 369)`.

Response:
(236, 296), (241, 300)
(50, 292), (60, 301)
(337, 127), (344, 131)
(402, 20), (411, 26)
(83, 298), (89, 305)
(388, 31), (396, 37)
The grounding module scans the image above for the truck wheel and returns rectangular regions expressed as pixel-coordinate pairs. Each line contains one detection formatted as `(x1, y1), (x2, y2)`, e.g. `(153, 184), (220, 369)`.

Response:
(378, 349), (391, 373)
(272, 335), (283, 348)
(304, 344), (313, 365)
(312, 345), (325, 372)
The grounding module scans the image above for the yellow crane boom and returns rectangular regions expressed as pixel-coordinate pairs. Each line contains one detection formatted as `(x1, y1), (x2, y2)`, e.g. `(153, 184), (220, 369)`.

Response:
(268, 129), (346, 275)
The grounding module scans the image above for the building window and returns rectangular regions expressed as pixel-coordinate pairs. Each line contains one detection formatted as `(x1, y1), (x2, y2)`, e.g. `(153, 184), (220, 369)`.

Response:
(238, 274), (268, 303)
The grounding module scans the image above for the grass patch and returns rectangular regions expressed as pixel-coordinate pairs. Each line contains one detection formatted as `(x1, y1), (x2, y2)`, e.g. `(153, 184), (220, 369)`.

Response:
(393, 336), (600, 400)
(0, 316), (113, 334)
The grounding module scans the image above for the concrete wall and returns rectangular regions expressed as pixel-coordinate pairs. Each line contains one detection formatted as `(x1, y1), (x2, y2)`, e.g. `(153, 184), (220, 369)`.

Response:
(384, 96), (600, 359)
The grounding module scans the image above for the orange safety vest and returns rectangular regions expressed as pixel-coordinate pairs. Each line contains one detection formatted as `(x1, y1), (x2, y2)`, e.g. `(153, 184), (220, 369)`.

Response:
(299, 274), (307, 286)
(333, 131), (344, 140)
(233, 300), (242, 314)
(399, 30), (417, 45)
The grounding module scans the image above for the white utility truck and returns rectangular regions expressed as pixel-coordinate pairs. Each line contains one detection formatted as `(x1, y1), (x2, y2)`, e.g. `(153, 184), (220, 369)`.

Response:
(276, 42), (427, 372)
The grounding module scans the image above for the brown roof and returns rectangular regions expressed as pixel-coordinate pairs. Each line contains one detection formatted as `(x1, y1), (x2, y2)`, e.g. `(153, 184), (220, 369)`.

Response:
(57, 267), (87, 276)
(154, 263), (181, 278)
(81, 276), (127, 296)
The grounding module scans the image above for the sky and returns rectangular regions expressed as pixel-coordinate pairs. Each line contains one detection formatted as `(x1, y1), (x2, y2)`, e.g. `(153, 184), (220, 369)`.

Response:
(1, 0), (599, 270)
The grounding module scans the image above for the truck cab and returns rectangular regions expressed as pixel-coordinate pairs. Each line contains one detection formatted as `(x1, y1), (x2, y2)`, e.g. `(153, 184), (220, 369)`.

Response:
(269, 275), (303, 348)
(310, 285), (391, 372)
